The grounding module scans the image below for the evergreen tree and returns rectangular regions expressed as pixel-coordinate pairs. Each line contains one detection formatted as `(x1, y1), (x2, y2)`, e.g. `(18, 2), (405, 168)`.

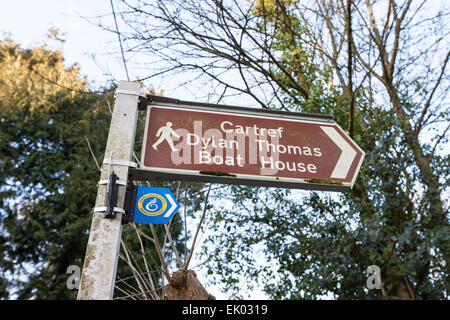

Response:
(0, 38), (114, 299)
(0, 37), (206, 300)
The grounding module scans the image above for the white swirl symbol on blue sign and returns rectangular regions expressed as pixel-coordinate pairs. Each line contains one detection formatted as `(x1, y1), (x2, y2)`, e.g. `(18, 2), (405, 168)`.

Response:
(145, 198), (158, 212)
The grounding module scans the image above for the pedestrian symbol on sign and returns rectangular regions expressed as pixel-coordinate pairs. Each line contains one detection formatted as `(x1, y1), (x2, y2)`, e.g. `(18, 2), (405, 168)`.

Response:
(152, 122), (180, 151)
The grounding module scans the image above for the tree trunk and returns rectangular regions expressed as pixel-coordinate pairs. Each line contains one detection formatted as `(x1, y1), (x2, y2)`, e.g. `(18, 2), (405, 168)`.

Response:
(164, 269), (216, 300)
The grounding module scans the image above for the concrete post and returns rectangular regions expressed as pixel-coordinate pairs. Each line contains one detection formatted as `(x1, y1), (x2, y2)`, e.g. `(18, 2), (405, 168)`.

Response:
(77, 81), (140, 300)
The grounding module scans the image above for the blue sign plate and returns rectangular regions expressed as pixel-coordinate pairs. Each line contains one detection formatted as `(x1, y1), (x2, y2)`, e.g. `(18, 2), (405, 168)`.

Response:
(133, 187), (180, 224)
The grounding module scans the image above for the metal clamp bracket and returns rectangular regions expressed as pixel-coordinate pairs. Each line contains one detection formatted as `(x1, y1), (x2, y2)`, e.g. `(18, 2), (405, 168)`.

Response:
(91, 206), (126, 215)
(115, 88), (146, 98)
(122, 183), (137, 225)
(103, 171), (119, 218)
(103, 158), (138, 168)
(91, 171), (126, 219)
(114, 88), (148, 111)
(97, 179), (127, 187)
(92, 175), (136, 224)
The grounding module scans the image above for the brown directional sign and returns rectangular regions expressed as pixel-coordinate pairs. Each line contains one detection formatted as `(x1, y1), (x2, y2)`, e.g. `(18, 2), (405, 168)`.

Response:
(134, 96), (365, 192)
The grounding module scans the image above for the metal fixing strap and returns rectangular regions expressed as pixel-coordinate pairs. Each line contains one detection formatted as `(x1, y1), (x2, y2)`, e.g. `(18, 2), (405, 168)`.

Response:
(91, 206), (126, 215)
(103, 158), (138, 168)
(97, 179), (127, 186)
(115, 88), (146, 98)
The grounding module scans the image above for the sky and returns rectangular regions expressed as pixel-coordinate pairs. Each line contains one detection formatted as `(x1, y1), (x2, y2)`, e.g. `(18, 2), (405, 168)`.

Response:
(0, 0), (270, 300)
(0, 0), (129, 88)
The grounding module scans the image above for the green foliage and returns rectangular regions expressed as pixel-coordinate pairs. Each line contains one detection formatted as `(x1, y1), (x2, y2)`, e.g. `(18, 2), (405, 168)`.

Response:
(0, 39), (207, 299)
(198, 3), (448, 299)
(106, 0), (447, 300)
(202, 90), (448, 299)
(0, 39), (87, 117)
(0, 39), (113, 299)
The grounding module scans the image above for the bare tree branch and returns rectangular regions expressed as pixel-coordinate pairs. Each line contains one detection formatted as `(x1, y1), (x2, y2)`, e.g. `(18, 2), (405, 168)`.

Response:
(184, 183), (212, 270)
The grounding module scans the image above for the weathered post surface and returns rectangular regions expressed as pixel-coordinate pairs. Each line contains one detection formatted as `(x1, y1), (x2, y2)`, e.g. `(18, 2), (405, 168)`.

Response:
(77, 81), (140, 300)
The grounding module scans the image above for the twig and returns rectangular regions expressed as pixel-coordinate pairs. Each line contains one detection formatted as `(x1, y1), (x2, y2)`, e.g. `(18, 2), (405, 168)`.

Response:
(30, 67), (105, 94)
(164, 223), (184, 269)
(115, 269), (163, 284)
(119, 244), (153, 297)
(114, 284), (139, 300)
(116, 274), (147, 297)
(107, 99), (113, 114)
(120, 241), (152, 299)
(430, 123), (450, 157)
(133, 224), (159, 294)
(110, 0), (130, 81)
(129, 223), (155, 244)
(133, 151), (141, 167)
(149, 224), (171, 281)
(114, 286), (165, 300)
(84, 136), (101, 171)
(346, 0), (355, 138)
(416, 50), (450, 134)
(184, 184), (212, 270)
(183, 187), (189, 266)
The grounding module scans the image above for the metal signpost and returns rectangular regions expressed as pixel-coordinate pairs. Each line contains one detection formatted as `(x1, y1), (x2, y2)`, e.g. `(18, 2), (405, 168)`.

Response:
(78, 86), (365, 300)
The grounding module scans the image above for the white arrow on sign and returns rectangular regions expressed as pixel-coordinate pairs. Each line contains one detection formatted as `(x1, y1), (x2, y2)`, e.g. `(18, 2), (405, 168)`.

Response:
(320, 126), (357, 179)
(164, 193), (178, 217)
